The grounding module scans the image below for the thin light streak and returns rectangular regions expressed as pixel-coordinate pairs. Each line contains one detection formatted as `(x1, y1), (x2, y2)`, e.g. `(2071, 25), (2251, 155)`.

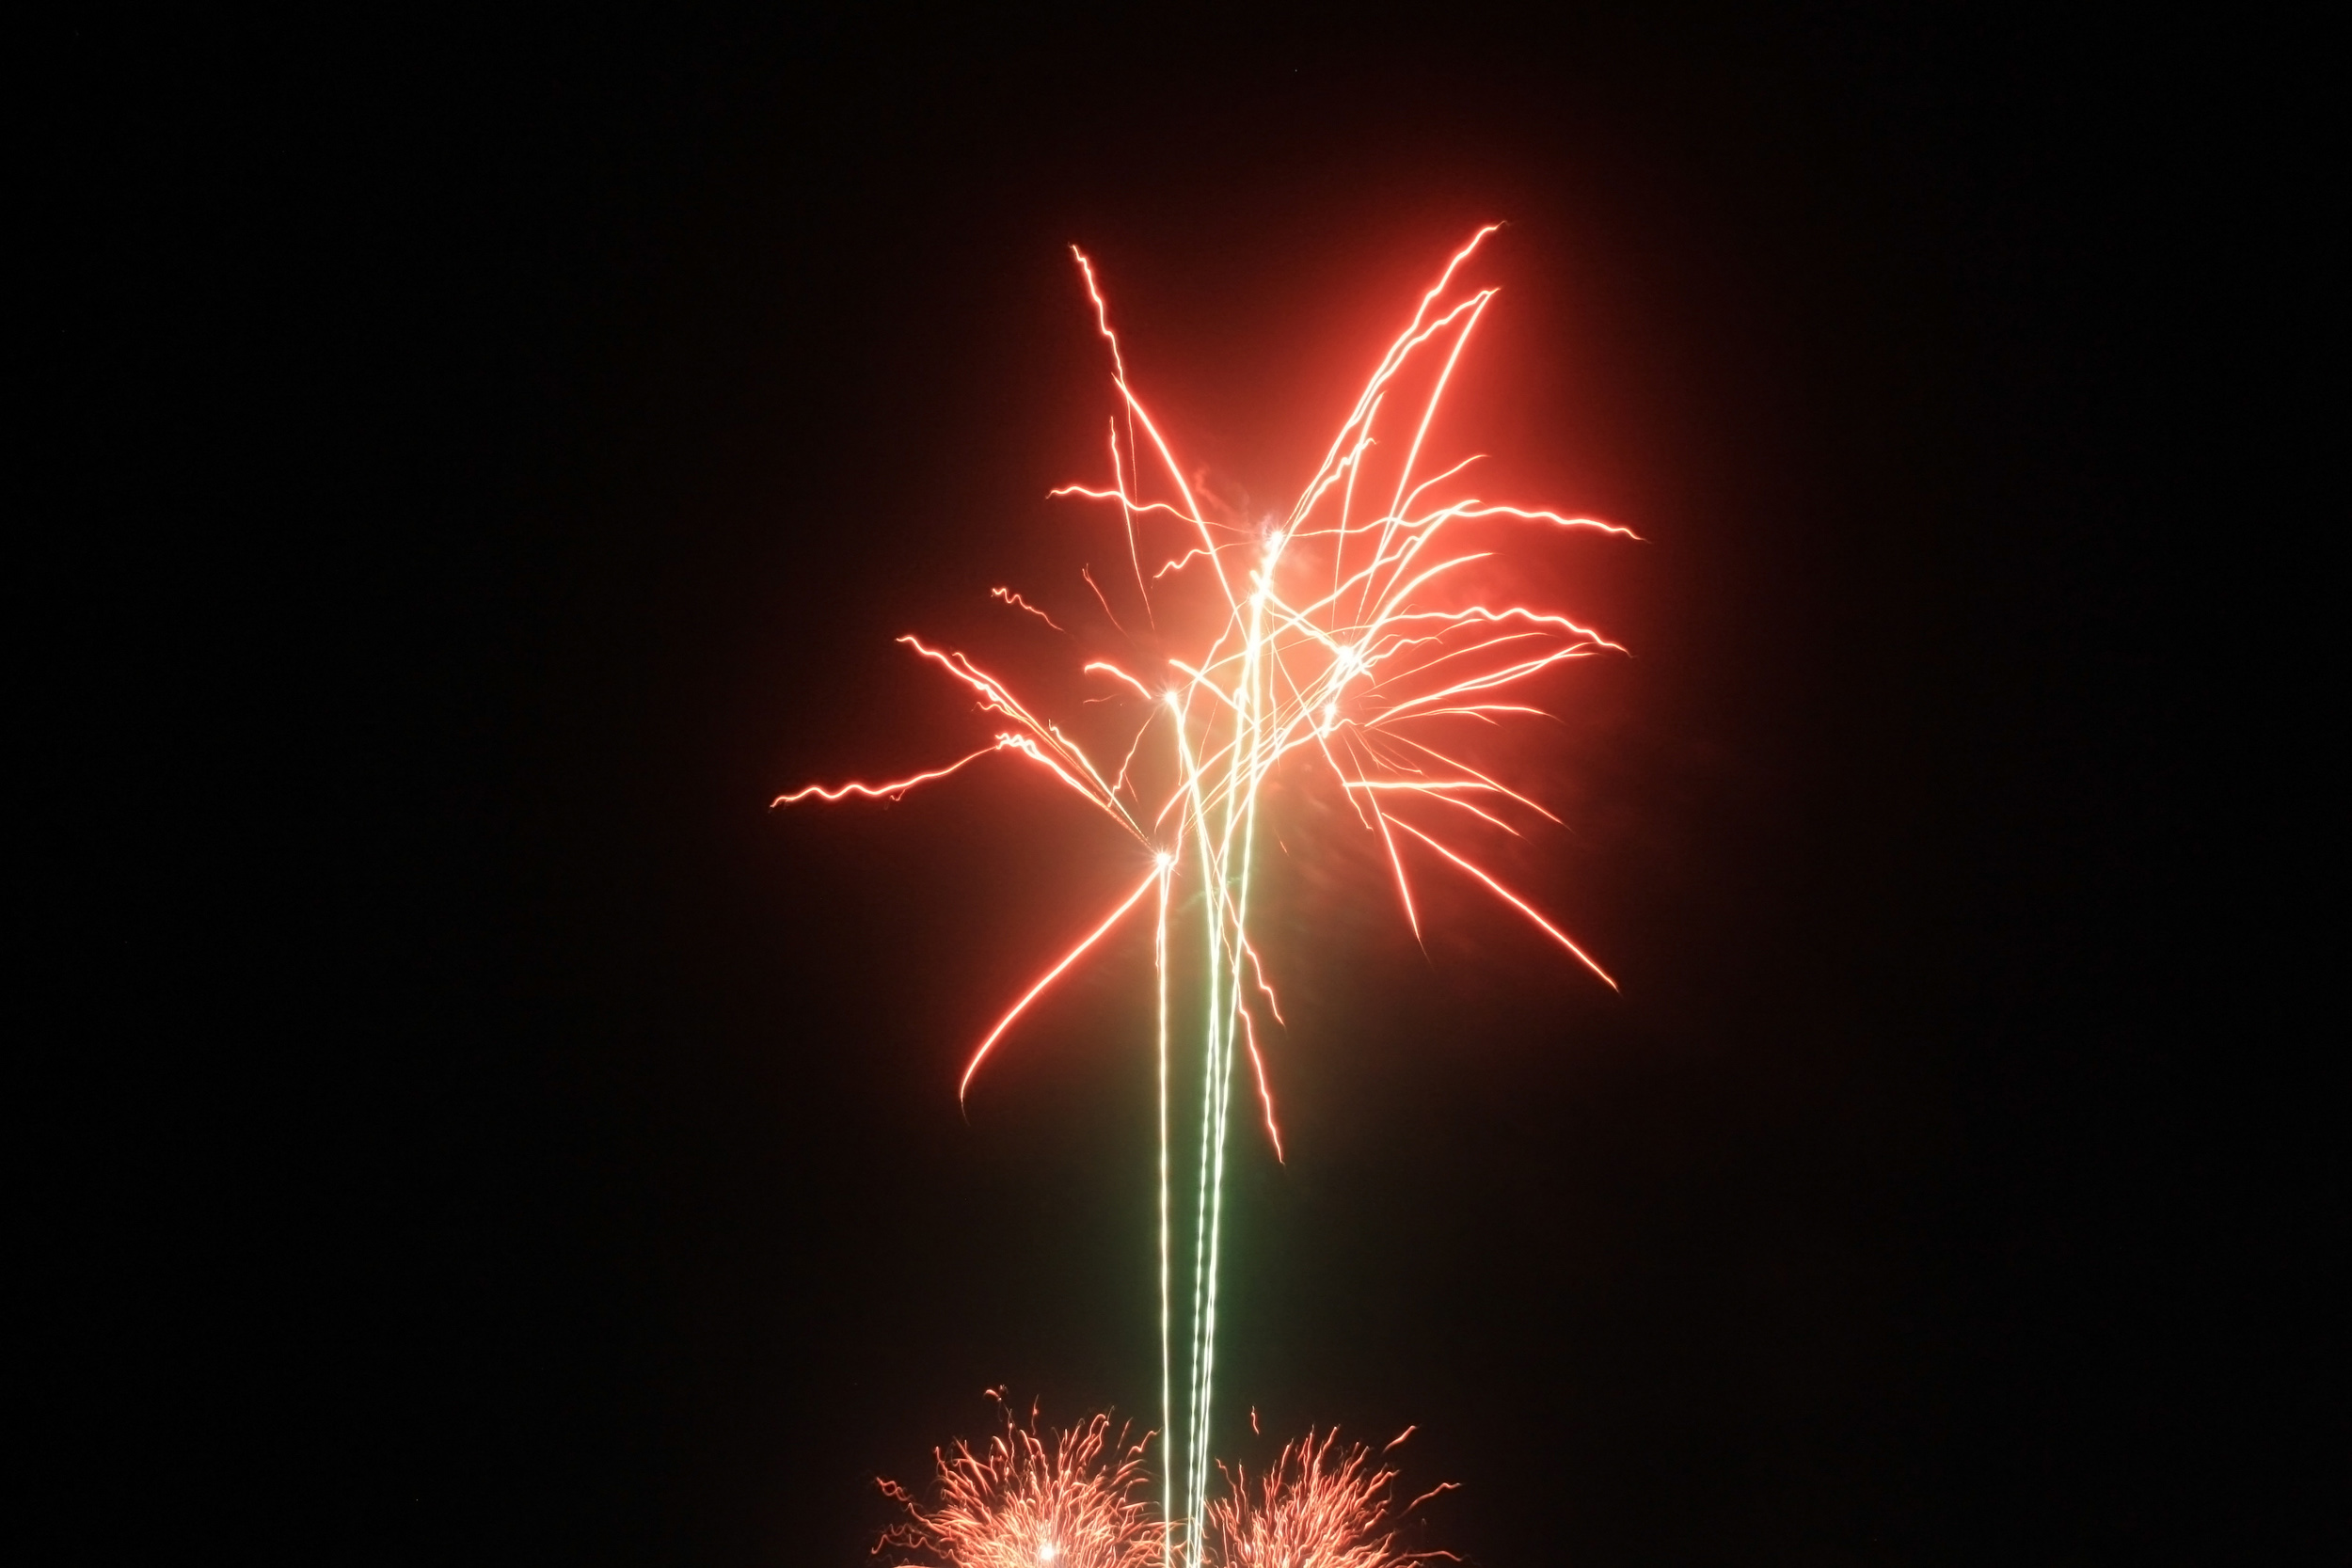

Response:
(1387, 817), (1619, 990)
(993, 586), (1069, 630)
(959, 868), (1163, 1107)
(771, 741), (1010, 804)
(1082, 565), (1132, 638)
(1086, 660), (1157, 701)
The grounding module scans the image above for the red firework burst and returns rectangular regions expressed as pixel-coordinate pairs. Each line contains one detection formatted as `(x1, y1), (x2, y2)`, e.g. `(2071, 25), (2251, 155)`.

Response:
(1206, 1429), (1456, 1568)
(880, 1403), (1165, 1568)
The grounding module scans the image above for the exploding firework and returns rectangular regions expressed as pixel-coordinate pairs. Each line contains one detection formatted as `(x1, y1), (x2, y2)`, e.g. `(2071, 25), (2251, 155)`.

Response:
(882, 1410), (1453, 1568)
(879, 1403), (1161, 1568)
(1207, 1429), (1454, 1568)
(782, 226), (1628, 1554)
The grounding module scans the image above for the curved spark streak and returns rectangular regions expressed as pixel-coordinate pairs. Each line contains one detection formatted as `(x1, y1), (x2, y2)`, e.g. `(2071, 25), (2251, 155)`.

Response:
(960, 867), (1164, 1106)
(1388, 289), (1495, 523)
(1387, 817), (1619, 990)
(993, 586), (1068, 630)
(1053, 485), (1201, 525)
(1339, 777), (1528, 835)
(1072, 253), (1157, 630)
(1240, 937), (1286, 1026)
(1289, 224), (1501, 522)
(1235, 1006), (1284, 1164)
(1476, 504), (1636, 535)
(1107, 382), (1228, 605)
(1385, 602), (1628, 648)
(1111, 705), (1166, 798)
(1398, 455), (1486, 518)
(1081, 565), (1131, 638)
(1168, 660), (1242, 711)
(771, 741), (1009, 804)
(1072, 248), (1130, 383)
(1153, 545), (1232, 579)
(1368, 795), (1425, 942)
(1372, 734), (1565, 823)
(1085, 660), (1157, 701)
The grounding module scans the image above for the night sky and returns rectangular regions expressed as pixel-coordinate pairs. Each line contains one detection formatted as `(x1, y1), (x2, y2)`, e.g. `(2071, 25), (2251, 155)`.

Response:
(66, 8), (2318, 1565)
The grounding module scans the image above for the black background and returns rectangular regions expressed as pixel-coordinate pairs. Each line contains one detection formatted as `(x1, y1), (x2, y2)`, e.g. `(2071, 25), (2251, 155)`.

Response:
(52, 6), (2328, 1565)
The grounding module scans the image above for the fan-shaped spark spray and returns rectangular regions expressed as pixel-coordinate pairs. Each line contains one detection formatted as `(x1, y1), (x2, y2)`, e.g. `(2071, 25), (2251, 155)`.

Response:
(1208, 1428), (1456, 1568)
(881, 1402), (1160, 1568)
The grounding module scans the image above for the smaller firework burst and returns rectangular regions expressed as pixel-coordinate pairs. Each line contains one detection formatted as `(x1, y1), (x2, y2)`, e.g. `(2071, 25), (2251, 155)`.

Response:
(1206, 1429), (1455, 1568)
(880, 1401), (1163, 1568)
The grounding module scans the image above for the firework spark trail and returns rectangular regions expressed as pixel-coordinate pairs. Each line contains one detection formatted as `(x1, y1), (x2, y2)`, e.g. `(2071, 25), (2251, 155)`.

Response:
(779, 227), (1627, 1560)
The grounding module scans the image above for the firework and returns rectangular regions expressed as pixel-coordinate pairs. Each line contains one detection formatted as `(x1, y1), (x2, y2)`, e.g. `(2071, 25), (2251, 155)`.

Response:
(1207, 1429), (1454, 1568)
(782, 227), (1627, 1555)
(879, 1403), (1162, 1568)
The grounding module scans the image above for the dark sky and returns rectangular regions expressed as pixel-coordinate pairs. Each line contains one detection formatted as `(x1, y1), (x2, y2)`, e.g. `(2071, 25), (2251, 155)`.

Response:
(64, 8), (2319, 1566)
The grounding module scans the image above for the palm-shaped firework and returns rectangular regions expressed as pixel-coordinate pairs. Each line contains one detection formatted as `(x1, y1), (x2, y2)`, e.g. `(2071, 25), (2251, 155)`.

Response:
(785, 226), (1627, 1558)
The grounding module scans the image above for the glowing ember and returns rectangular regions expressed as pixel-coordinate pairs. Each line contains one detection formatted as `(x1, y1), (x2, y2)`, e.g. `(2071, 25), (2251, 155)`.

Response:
(783, 226), (1628, 1552)
(879, 1404), (1161, 1568)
